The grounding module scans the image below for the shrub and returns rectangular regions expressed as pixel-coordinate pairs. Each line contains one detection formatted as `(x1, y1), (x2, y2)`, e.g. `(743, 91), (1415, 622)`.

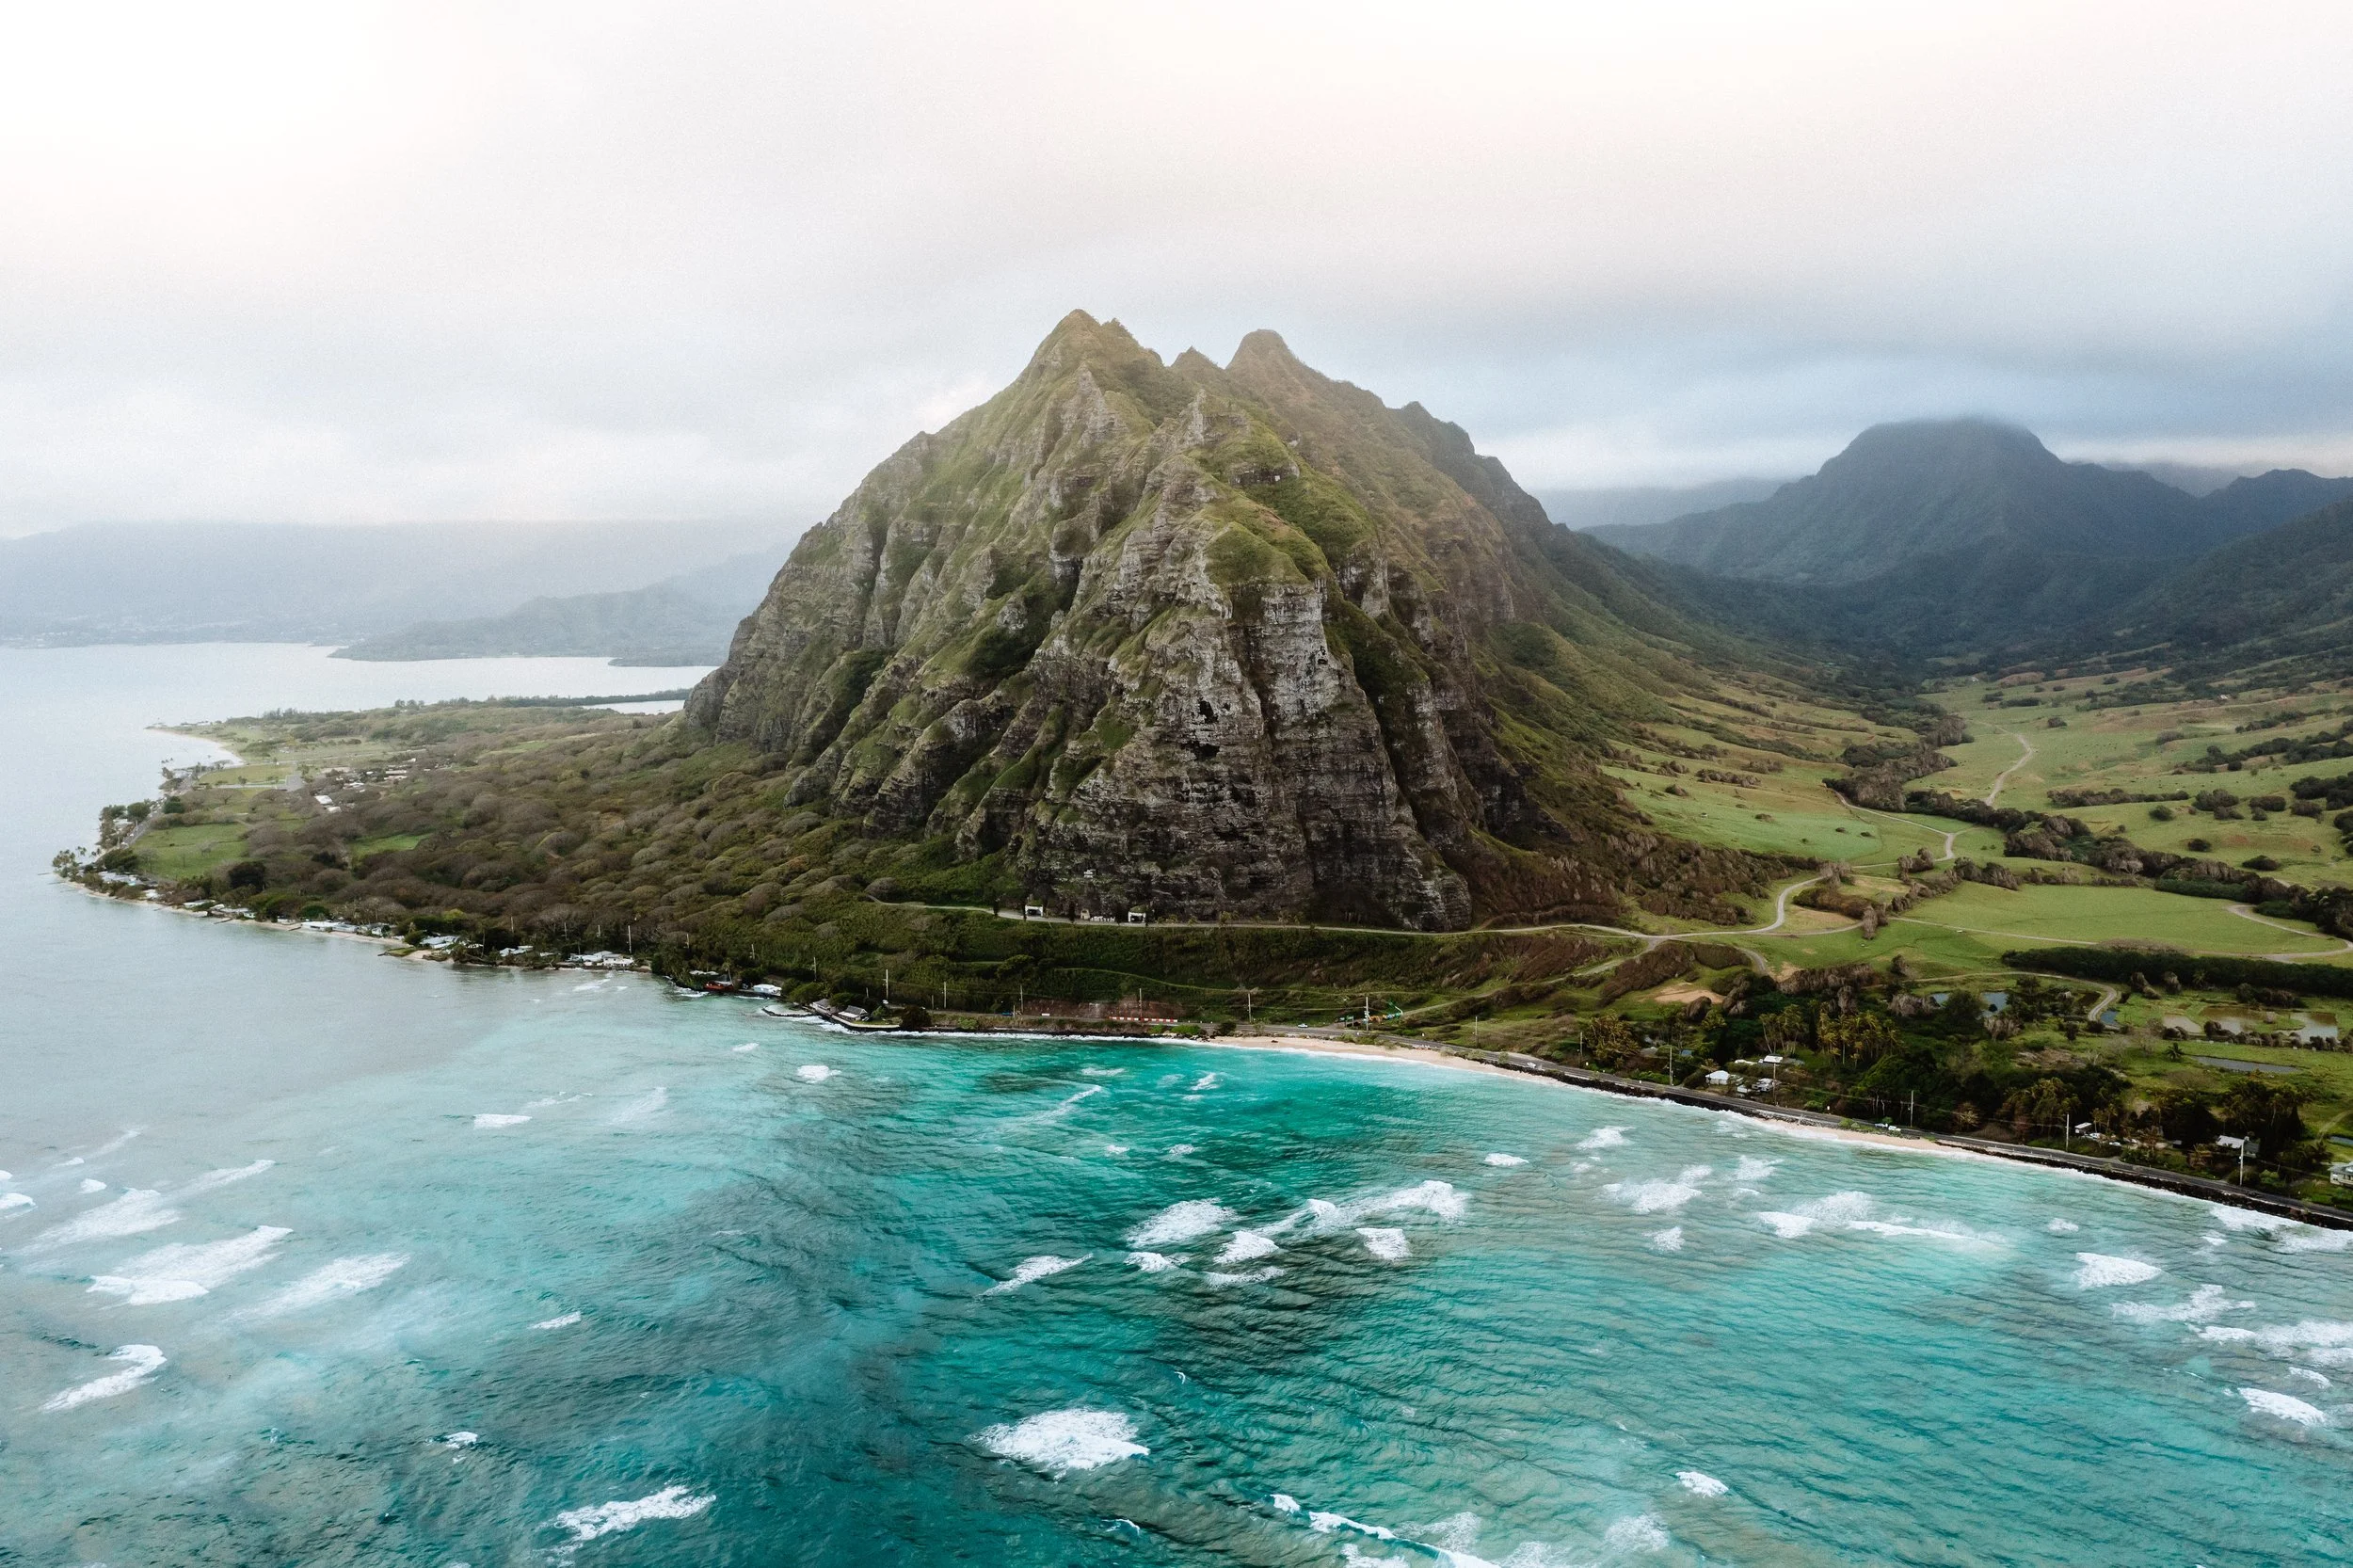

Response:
(2185, 838), (2212, 853)
(2149, 805), (2174, 822)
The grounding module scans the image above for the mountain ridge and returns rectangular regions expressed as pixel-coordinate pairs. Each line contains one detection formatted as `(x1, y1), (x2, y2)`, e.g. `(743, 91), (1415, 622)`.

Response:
(686, 312), (1786, 929)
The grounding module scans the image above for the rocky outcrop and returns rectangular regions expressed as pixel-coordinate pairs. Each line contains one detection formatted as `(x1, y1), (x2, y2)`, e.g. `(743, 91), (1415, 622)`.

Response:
(688, 312), (1769, 929)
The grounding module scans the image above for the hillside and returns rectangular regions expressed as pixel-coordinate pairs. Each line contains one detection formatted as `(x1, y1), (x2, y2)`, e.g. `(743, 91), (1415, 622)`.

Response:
(1587, 422), (2351, 656)
(0, 520), (792, 647)
(2096, 496), (2353, 684)
(333, 552), (775, 665)
(687, 312), (1828, 928)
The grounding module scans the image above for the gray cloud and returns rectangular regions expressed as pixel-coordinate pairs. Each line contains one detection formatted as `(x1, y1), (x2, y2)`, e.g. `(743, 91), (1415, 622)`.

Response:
(2, 0), (2350, 534)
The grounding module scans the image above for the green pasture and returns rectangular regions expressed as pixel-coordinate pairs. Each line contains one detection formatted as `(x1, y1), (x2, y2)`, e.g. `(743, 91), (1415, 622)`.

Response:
(1894, 880), (2346, 956)
(1609, 761), (1956, 866)
(135, 822), (249, 881)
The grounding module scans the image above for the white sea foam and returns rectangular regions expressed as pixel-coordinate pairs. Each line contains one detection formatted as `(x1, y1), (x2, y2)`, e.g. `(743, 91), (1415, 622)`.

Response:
(1204, 1266), (1284, 1286)
(1732, 1156), (1779, 1183)
(2200, 1319), (2353, 1364)
(984, 1254), (1088, 1295)
(1358, 1227), (1409, 1261)
(975, 1408), (1145, 1474)
(2203, 1232), (2229, 1247)
(1649, 1226), (1684, 1253)
(1604, 1514), (1669, 1552)
(2046, 1218), (2080, 1233)
(1605, 1166), (1711, 1214)
(1482, 1153), (1527, 1167)
(1218, 1231), (1280, 1265)
(1367, 1179), (1466, 1222)
(1034, 1084), (1103, 1118)
(1756, 1211), (1814, 1239)
(2074, 1254), (2162, 1288)
(1103, 1144), (1130, 1155)
(1164, 1144), (1198, 1158)
(1081, 1066), (1126, 1078)
(78, 1178), (105, 1194)
(439, 1431), (480, 1448)
(1272, 1494), (1302, 1513)
(2112, 1284), (2252, 1324)
(794, 1064), (834, 1082)
(609, 1087), (669, 1121)
(2240, 1387), (2328, 1426)
(41, 1344), (165, 1411)
(1309, 1511), (1396, 1539)
(2281, 1229), (2352, 1254)
(1191, 1073), (1221, 1091)
(551, 1484), (716, 1543)
(1127, 1251), (1183, 1272)
(1, 1192), (31, 1214)
(535, 1311), (584, 1329)
(1577, 1127), (1627, 1151)
(730, 1043), (758, 1053)
(237, 1253), (408, 1319)
(32, 1188), (178, 1247)
(2213, 1206), (2293, 1235)
(1128, 1200), (1237, 1247)
(1675, 1469), (1727, 1496)
(180, 1160), (273, 1195)
(473, 1113), (530, 1128)
(2292, 1367), (2332, 1386)
(89, 1225), (291, 1304)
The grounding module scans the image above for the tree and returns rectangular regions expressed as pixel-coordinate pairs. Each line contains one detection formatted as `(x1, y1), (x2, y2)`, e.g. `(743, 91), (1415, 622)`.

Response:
(1582, 1015), (1638, 1068)
(2000, 1077), (2075, 1140)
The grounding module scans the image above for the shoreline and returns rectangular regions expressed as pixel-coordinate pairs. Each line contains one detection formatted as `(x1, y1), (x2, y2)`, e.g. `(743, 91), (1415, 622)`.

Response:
(60, 875), (2353, 1229)
(1202, 1030), (2353, 1230)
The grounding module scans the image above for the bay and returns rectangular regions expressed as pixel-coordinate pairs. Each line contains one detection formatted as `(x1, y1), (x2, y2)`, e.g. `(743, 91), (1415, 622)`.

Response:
(2, 646), (2346, 1565)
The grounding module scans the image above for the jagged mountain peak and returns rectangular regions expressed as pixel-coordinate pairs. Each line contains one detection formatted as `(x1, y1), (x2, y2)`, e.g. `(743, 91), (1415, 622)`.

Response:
(685, 313), (1769, 930)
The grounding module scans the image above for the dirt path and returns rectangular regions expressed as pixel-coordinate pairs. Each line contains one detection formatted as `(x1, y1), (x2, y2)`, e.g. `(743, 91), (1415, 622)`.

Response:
(2227, 903), (2353, 959)
(1985, 730), (2034, 807)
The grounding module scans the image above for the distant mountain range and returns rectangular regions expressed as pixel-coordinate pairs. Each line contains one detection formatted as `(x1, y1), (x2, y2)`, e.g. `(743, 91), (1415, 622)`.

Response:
(1584, 420), (2353, 655)
(331, 552), (776, 666)
(1534, 478), (1788, 532)
(0, 520), (793, 649)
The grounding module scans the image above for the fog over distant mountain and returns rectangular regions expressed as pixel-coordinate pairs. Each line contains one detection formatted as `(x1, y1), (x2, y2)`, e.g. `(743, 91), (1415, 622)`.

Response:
(0, 521), (794, 649)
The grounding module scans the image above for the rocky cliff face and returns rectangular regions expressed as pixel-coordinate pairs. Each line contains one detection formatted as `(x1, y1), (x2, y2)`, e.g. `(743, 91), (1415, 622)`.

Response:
(688, 312), (1760, 929)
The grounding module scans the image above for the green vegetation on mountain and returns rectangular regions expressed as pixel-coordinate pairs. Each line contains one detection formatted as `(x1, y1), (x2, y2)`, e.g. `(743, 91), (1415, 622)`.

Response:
(682, 311), (1861, 929)
(1591, 420), (2353, 659)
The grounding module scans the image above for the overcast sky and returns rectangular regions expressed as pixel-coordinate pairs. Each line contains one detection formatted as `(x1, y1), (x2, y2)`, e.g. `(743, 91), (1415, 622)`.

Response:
(4, 0), (2350, 534)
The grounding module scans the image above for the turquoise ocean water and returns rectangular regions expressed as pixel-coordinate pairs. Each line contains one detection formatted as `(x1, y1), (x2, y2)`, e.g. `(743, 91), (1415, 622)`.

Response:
(3, 647), (2349, 1565)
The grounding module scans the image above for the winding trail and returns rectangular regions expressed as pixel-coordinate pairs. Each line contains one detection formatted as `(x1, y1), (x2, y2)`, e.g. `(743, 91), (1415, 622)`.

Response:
(1984, 730), (2034, 807)
(2227, 902), (2353, 960)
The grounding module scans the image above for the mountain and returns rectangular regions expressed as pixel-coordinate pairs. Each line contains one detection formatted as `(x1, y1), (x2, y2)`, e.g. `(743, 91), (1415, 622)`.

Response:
(2096, 496), (2353, 683)
(1588, 420), (2218, 584)
(0, 520), (793, 648)
(1537, 477), (1789, 532)
(1586, 421), (2352, 656)
(333, 552), (776, 665)
(2188, 469), (2353, 547)
(685, 312), (1782, 930)
(2105, 460), (2246, 497)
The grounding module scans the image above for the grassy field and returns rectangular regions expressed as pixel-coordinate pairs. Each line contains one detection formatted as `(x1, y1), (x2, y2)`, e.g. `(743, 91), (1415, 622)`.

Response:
(1920, 679), (2353, 885)
(133, 821), (250, 881)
